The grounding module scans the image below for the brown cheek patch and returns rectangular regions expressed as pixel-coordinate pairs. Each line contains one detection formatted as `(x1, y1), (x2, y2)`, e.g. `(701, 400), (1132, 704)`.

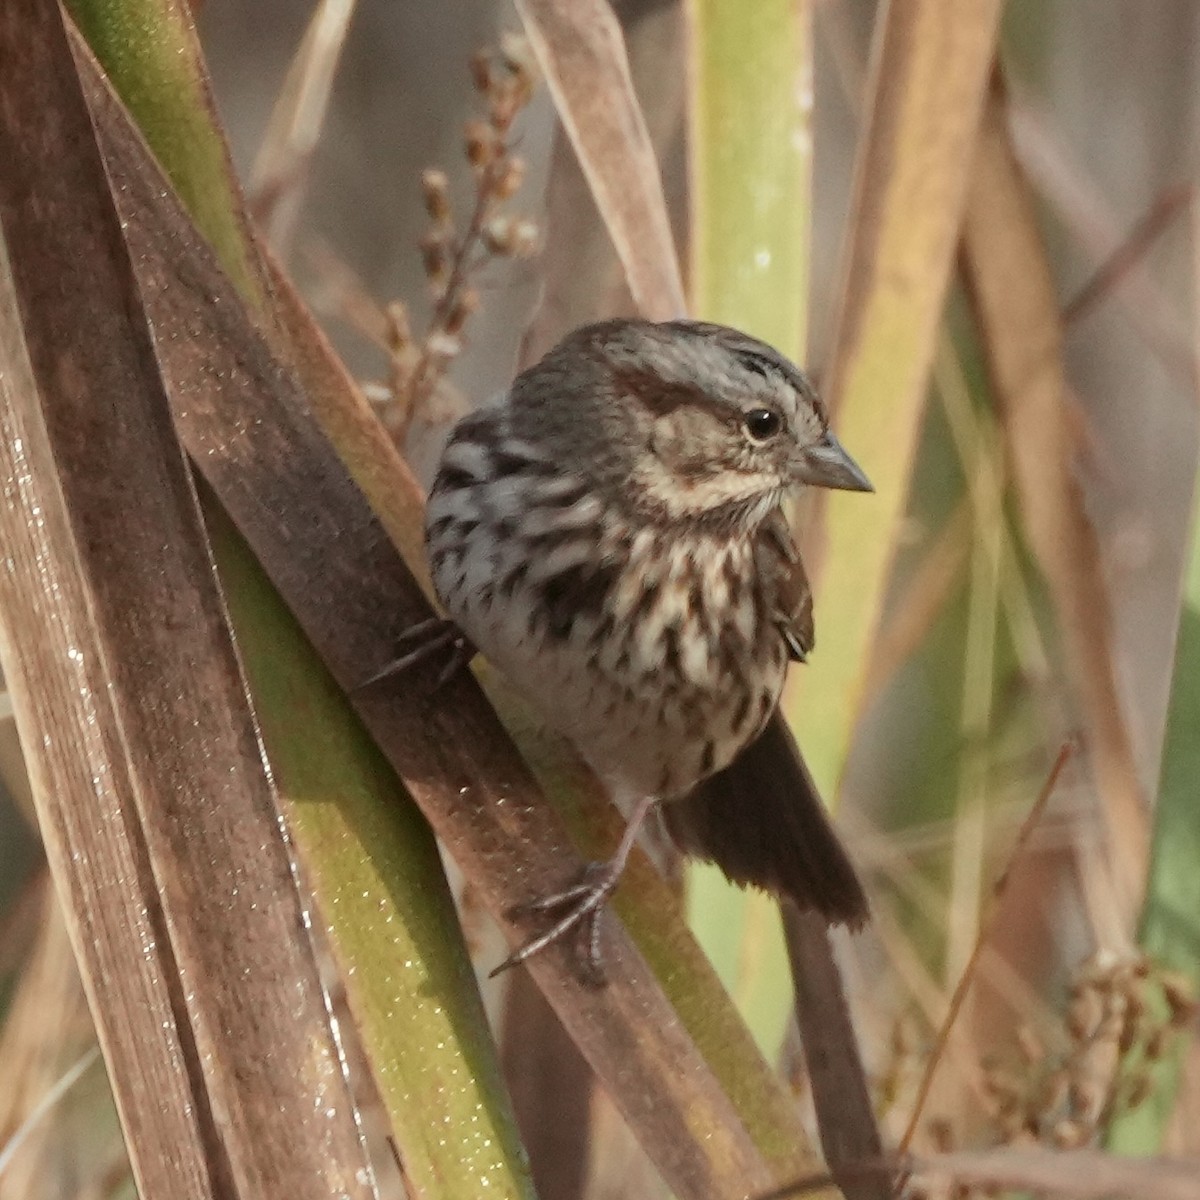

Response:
(658, 412), (733, 482)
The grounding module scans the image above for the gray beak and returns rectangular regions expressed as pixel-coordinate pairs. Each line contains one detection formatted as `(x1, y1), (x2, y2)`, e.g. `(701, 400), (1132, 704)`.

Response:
(796, 430), (873, 493)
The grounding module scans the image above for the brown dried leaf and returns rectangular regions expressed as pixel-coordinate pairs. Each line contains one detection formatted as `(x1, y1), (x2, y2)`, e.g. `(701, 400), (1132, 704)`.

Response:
(519, 0), (689, 367)
(515, 0), (685, 321)
(784, 908), (891, 1200)
(249, 0), (358, 252)
(0, 6), (377, 1195)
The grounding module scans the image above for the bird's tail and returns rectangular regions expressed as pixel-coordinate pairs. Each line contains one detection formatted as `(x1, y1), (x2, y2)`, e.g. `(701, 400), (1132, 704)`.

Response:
(661, 714), (868, 926)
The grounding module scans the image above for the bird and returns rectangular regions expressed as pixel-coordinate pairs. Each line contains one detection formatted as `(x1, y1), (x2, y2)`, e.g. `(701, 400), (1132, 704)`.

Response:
(388, 318), (871, 975)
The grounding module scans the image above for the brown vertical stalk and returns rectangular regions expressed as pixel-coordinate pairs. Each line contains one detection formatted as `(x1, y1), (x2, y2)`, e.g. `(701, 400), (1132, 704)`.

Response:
(961, 74), (1150, 928)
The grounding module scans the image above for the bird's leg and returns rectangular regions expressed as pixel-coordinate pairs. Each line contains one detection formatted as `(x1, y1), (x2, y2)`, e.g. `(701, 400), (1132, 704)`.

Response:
(357, 616), (475, 691)
(491, 792), (659, 983)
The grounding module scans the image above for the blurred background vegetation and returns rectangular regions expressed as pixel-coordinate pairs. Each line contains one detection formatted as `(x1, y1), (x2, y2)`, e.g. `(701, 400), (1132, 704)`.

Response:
(1, 1), (1198, 1198)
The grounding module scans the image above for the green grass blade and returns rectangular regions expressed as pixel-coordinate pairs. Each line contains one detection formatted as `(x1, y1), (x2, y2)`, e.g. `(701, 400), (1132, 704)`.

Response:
(687, 0), (812, 1052)
(211, 509), (532, 1195)
(689, 0), (811, 357)
(1108, 477), (1200, 1152)
(68, 0), (262, 304)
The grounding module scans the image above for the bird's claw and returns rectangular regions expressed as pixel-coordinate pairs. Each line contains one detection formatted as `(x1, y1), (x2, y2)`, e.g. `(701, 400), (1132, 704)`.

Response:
(490, 861), (620, 985)
(357, 617), (474, 691)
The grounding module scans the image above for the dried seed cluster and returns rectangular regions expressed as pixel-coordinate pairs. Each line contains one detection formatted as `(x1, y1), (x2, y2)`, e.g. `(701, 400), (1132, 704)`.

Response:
(907, 952), (1196, 1199)
(373, 34), (540, 445)
(982, 952), (1194, 1149)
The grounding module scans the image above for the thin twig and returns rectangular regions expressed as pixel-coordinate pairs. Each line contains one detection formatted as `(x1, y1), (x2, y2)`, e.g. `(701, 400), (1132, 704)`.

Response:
(400, 155), (506, 424)
(898, 740), (1076, 1154)
(0, 1047), (100, 1179)
(249, 0), (358, 253)
(1062, 182), (1193, 328)
(1010, 100), (1195, 389)
(390, 40), (538, 442)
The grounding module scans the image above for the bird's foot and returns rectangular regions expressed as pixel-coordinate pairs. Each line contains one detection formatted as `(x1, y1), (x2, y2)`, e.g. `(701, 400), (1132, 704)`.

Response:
(491, 860), (622, 985)
(357, 617), (474, 691)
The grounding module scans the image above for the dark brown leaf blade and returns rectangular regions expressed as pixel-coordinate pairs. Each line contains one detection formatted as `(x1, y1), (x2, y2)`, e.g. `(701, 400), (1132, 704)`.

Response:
(783, 908), (888, 1200)
(74, 32), (780, 1200)
(500, 969), (592, 1200)
(0, 3), (377, 1197)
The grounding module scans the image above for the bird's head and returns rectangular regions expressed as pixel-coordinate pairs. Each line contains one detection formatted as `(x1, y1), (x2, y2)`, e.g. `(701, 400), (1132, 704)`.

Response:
(511, 318), (871, 531)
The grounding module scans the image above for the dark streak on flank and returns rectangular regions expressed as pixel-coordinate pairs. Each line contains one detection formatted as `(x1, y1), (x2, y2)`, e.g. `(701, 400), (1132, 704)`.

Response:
(522, 522), (590, 556)
(536, 558), (621, 641)
(490, 446), (554, 476)
(427, 513), (455, 541)
(588, 607), (616, 651)
(434, 463), (478, 493)
(497, 559), (530, 600)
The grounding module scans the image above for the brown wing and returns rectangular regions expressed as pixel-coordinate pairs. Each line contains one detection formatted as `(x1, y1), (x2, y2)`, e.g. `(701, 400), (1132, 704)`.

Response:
(661, 714), (868, 925)
(756, 508), (813, 662)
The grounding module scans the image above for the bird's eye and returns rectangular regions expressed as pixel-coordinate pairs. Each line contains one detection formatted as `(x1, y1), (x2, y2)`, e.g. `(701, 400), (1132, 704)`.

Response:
(743, 408), (782, 443)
